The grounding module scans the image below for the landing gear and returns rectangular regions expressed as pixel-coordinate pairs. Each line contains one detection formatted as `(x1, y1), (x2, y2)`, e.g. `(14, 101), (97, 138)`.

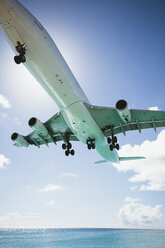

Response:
(14, 41), (27, 64)
(62, 141), (75, 156)
(14, 55), (25, 64)
(106, 126), (120, 151)
(86, 138), (95, 150)
(108, 138), (120, 151)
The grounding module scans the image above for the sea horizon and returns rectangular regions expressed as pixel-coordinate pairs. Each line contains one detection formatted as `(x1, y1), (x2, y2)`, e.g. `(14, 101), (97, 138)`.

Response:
(0, 228), (165, 248)
(0, 227), (165, 230)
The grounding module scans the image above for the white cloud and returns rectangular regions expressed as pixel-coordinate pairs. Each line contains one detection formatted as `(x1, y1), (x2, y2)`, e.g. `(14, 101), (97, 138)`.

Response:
(46, 200), (55, 206)
(0, 212), (43, 228)
(113, 130), (165, 191)
(148, 106), (159, 111)
(60, 172), (78, 178)
(0, 154), (11, 169)
(125, 196), (141, 203)
(118, 197), (162, 227)
(39, 184), (64, 192)
(0, 94), (11, 109)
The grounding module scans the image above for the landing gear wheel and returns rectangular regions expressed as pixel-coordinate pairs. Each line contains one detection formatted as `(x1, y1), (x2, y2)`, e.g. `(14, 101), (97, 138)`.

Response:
(68, 142), (72, 149)
(88, 144), (91, 150)
(91, 143), (95, 149)
(115, 143), (119, 150)
(107, 137), (112, 144)
(113, 136), (117, 143)
(70, 149), (75, 156)
(110, 144), (113, 151)
(20, 55), (26, 63)
(14, 56), (22, 64)
(62, 143), (66, 150)
(65, 150), (69, 156)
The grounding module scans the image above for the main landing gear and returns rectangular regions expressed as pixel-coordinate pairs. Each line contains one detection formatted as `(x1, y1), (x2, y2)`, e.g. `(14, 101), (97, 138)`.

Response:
(86, 138), (95, 150)
(107, 135), (119, 151)
(106, 125), (119, 151)
(14, 41), (27, 64)
(62, 142), (75, 156)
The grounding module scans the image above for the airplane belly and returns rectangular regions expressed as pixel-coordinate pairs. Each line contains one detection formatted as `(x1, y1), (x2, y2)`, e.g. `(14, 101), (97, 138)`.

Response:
(0, 0), (89, 108)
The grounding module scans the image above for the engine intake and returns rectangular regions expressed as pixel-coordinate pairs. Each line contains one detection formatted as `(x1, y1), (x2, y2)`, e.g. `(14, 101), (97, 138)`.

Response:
(11, 132), (29, 147)
(28, 117), (49, 136)
(116, 99), (131, 122)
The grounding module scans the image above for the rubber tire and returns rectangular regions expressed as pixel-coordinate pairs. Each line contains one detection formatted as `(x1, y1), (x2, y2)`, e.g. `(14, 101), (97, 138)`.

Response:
(65, 150), (69, 156)
(62, 143), (66, 150)
(116, 143), (119, 150)
(20, 55), (26, 63)
(70, 149), (75, 156)
(91, 143), (95, 149)
(110, 144), (113, 151)
(88, 144), (91, 150)
(113, 136), (117, 143)
(68, 142), (72, 149)
(14, 56), (22, 64)
(107, 137), (112, 144)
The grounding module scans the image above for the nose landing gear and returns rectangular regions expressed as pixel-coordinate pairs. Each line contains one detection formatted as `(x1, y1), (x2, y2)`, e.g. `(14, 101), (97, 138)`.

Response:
(14, 41), (27, 64)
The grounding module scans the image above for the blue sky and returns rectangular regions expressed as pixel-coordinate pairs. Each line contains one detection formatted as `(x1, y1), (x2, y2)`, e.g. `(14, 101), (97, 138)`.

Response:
(0, 0), (165, 228)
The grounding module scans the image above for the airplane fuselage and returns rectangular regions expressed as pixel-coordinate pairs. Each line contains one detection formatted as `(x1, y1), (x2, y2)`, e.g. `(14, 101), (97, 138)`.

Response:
(0, 0), (119, 162)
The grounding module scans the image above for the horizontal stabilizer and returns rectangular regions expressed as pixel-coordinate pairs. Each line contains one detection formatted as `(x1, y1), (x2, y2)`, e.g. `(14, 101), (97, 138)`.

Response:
(119, 156), (146, 161)
(94, 160), (108, 164)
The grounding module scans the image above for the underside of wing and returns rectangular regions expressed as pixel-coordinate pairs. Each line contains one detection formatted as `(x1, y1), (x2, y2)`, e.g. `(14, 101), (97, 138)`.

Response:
(12, 112), (78, 148)
(86, 102), (165, 137)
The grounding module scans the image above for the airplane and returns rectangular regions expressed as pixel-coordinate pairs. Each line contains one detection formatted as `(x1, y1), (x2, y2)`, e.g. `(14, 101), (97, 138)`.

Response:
(0, 0), (165, 163)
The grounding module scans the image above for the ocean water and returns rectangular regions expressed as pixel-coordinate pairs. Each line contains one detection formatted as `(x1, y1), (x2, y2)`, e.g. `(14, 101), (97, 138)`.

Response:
(0, 228), (165, 248)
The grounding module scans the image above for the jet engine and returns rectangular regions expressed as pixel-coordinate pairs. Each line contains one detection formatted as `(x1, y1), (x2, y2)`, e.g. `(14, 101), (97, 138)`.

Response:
(11, 132), (29, 147)
(28, 117), (49, 136)
(116, 99), (131, 123)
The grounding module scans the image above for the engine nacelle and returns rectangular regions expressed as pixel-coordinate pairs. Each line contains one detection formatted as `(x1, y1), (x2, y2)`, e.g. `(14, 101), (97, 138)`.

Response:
(28, 117), (49, 136)
(116, 99), (131, 123)
(11, 132), (29, 147)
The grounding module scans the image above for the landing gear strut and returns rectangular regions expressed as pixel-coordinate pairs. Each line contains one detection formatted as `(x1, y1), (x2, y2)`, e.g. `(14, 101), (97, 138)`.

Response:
(14, 41), (27, 64)
(86, 138), (95, 150)
(107, 126), (120, 151)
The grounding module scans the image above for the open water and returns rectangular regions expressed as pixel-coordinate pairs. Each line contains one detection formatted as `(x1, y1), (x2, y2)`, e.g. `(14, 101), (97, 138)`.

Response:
(0, 228), (165, 248)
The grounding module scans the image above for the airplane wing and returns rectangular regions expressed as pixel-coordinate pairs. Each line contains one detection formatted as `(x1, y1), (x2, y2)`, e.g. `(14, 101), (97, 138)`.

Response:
(86, 104), (165, 137)
(12, 112), (78, 148)
(12, 103), (165, 148)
